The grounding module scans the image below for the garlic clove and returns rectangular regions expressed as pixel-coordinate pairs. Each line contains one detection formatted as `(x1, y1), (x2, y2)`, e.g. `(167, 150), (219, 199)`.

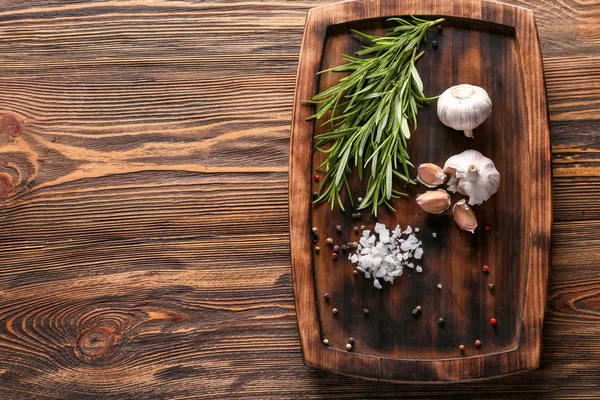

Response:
(453, 198), (478, 233)
(437, 84), (492, 138)
(417, 163), (447, 188)
(416, 189), (451, 214)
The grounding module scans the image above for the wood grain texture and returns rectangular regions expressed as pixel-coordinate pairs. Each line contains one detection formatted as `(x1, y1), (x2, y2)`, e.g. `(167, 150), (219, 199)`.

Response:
(0, 0), (598, 398)
(290, 0), (551, 382)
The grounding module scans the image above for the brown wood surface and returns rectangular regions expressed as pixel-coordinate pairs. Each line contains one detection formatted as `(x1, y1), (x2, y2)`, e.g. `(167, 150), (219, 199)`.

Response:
(0, 0), (596, 398)
(290, 0), (551, 382)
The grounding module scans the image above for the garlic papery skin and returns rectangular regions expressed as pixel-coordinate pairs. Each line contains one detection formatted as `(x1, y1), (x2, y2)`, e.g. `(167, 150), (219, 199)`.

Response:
(453, 199), (478, 233)
(416, 189), (451, 214)
(417, 163), (446, 188)
(437, 84), (492, 138)
(444, 149), (500, 206)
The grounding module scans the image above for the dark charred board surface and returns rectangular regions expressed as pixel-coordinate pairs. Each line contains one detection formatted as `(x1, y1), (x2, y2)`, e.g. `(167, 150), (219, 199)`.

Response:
(290, 0), (550, 383)
(0, 0), (598, 398)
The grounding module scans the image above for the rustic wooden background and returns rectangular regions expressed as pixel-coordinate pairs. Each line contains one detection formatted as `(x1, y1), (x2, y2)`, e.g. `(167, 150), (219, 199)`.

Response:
(0, 0), (597, 398)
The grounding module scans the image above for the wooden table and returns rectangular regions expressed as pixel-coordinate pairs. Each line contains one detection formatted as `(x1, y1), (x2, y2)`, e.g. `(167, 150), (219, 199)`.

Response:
(0, 1), (597, 398)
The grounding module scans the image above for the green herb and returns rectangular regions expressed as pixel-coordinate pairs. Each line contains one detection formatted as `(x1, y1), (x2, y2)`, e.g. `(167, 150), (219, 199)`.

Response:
(307, 15), (444, 216)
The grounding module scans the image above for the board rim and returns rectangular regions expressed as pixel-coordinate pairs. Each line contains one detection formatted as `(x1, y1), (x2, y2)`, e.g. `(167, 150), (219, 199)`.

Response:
(288, 0), (552, 383)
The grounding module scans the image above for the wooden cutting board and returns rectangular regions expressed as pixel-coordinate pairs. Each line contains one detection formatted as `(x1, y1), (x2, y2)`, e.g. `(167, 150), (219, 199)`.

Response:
(289, 0), (551, 383)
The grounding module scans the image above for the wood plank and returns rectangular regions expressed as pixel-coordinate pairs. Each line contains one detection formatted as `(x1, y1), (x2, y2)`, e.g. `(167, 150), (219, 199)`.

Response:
(0, 0), (597, 397)
(0, 219), (598, 399)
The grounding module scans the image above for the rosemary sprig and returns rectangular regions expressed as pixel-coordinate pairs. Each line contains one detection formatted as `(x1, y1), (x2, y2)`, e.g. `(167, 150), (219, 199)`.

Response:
(307, 15), (444, 216)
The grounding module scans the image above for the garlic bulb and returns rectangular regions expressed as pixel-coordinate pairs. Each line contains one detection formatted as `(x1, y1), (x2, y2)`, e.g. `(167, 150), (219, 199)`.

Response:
(444, 150), (500, 206)
(417, 163), (446, 188)
(453, 199), (478, 233)
(416, 189), (451, 214)
(437, 84), (492, 138)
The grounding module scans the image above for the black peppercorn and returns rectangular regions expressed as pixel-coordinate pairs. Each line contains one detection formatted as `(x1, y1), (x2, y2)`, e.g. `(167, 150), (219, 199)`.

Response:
(353, 226), (359, 233)
(336, 224), (342, 232)
(324, 293), (330, 300)
(348, 337), (355, 344)
(312, 191), (319, 201)
(438, 317), (445, 325)
(412, 308), (419, 316)
(353, 270), (358, 276)
(437, 24), (443, 33)
(341, 245), (347, 252)
(489, 283), (495, 291)
(432, 41), (438, 49)
(363, 308), (369, 315)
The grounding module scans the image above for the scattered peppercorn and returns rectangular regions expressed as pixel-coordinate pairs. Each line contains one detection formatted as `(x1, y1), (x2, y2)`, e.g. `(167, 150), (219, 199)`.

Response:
(363, 308), (370, 315)
(354, 212), (361, 219)
(353, 270), (359, 276)
(351, 213), (357, 219)
(432, 40), (438, 49)
(357, 197), (363, 202)
(485, 225), (491, 231)
(354, 226), (359, 233)
(438, 317), (445, 325)
(348, 337), (355, 344)
(437, 283), (443, 290)
(326, 238), (333, 245)
(437, 24), (443, 33)
(314, 246), (320, 253)
(360, 225), (366, 230)
(490, 318), (497, 326)
(333, 245), (340, 253)
(323, 339), (329, 346)
(341, 245), (347, 252)
(347, 242), (353, 248)
(416, 305), (422, 312)
(412, 308), (420, 316)
(336, 224), (342, 232)
(323, 293), (330, 300)
(312, 227), (318, 233)
(314, 174), (320, 182)
(312, 191), (319, 201)
(352, 242), (358, 249)
(475, 340), (482, 347)
(482, 265), (490, 273)
(332, 253), (338, 260)
(346, 343), (353, 351)
(332, 308), (338, 314)
(459, 345), (465, 351)
(488, 283), (495, 291)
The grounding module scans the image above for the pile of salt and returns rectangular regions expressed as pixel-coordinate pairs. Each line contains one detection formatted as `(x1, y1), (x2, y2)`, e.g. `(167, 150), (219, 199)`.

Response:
(349, 222), (424, 289)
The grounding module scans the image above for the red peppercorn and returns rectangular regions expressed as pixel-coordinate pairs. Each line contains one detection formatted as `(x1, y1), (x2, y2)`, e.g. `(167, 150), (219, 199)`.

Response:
(332, 253), (337, 260)
(475, 340), (482, 347)
(490, 318), (497, 325)
(485, 225), (491, 231)
(314, 174), (320, 182)
(482, 265), (489, 273)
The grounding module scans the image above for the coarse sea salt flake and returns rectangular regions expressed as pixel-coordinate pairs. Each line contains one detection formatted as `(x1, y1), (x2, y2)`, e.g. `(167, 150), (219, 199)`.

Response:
(416, 265), (423, 273)
(414, 248), (424, 259)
